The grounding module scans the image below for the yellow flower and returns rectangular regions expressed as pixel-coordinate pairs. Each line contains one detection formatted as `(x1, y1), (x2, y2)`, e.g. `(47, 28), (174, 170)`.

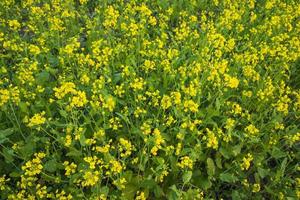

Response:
(206, 128), (218, 149)
(63, 161), (77, 176)
(240, 153), (253, 170)
(79, 0), (88, 4)
(21, 152), (46, 177)
(113, 178), (126, 190)
(95, 144), (111, 153)
(54, 82), (77, 99)
(171, 91), (181, 105)
(8, 19), (21, 30)
(36, 184), (47, 198)
(0, 89), (9, 107)
(225, 75), (239, 88)
(226, 38), (235, 51)
(161, 95), (172, 110)
(80, 74), (90, 84)
(143, 60), (155, 71)
(177, 156), (193, 169)
(245, 124), (259, 136)
(82, 171), (100, 187)
(136, 191), (147, 200)
(252, 183), (260, 193)
(130, 78), (145, 91)
(64, 135), (72, 147)
(119, 138), (134, 157)
(103, 96), (116, 112)
(265, 0), (275, 9)
(151, 128), (165, 156)
(134, 106), (146, 118)
(27, 111), (46, 127)
(109, 117), (122, 130)
(94, 129), (105, 139)
(114, 84), (125, 97)
(62, 38), (80, 55)
(29, 44), (41, 55)
(109, 160), (122, 174)
(55, 190), (73, 200)
(70, 91), (88, 108)
(84, 156), (100, 170)
(0, 175), (10, 191)
(274, 95), (291, 115)
(149, 16), (157, 26)
(225, 118), (235, 129)
(103, 6), (119, 28)
(141, 122), (151, 135)
(183, 99), (199, 113)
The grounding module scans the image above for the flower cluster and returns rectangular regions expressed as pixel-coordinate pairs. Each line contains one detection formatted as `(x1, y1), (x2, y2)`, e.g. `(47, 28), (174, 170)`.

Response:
(0, 0), (299, 199)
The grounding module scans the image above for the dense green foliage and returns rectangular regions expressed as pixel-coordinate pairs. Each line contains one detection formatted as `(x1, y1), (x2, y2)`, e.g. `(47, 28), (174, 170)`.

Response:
(0, 0), (299, 199)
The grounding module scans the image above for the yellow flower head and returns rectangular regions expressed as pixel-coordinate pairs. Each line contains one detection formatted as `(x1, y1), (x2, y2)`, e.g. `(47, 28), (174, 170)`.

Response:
(27, 111), (46, 127)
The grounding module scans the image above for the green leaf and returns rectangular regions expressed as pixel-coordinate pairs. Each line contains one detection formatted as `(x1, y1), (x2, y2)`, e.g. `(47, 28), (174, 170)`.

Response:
(99, 186), (109, 196)
(115, 112), (130, 124)
(232, 190), (243, 200)
(206, 158), (215, 177)
(219, 147), (230, 159)
(0, 128), (14, 144)
(215, 98), (220, 111)
(44, 159), (58, 172)
(271, 147), (286, 159)
(197, 176), (212, 190)
(123, 184), (138, 199)
(154, 185), (163, 198)
(168, 185), (181, 200)
(232, 144), (242, 156)
(215, 153), (222, 169)
(182, 171), (193, 184)
(20, 138), (36, 159)
(36, 71), (50, 85)
(59, 110), (68, 118)
(220, 173), (238, 183)
(2, 148), (14, 163)
(19, 102), (29, 113)
(66, 148), (82, 158)
(141, 179), (156, 189)
(280, 158), (288, 173)
(79, 133), (86, 146)
(257, 167), (269, 178)
(9, 171), (22, 178)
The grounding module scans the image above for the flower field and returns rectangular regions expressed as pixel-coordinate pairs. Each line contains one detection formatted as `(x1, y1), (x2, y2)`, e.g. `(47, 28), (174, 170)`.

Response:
(0, 0), (300, 199)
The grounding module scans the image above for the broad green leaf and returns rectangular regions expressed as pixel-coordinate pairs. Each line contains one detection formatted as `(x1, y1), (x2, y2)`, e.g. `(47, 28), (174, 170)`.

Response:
(271, 147), (286, 159)
(36, 71), (50, 85)
(198, 176), (212, 190)
(59, 110), (68, 118)
(257, 167), (269, 178)
(66, 148), (82, 158)
(280, 158), (288, 174)
(79, 133), (86, 146)
(19, 102), (28, 113)
(216, 153), (222, 169)
(123, 184), (138, 199)
(219, 147), (230, 159)
(206, 158), (215, 177)
(141, 179), (156, 189)
(154, 185), (163, 198)
(232, 144), (242, 156)
(2, 148), (14, 163)
(0, 128), (14, 144)
(44, 159), (58, 172)
(182, 171), (193, 184)
(168, 185), (181, 200)
(220, 173), (238, 183)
